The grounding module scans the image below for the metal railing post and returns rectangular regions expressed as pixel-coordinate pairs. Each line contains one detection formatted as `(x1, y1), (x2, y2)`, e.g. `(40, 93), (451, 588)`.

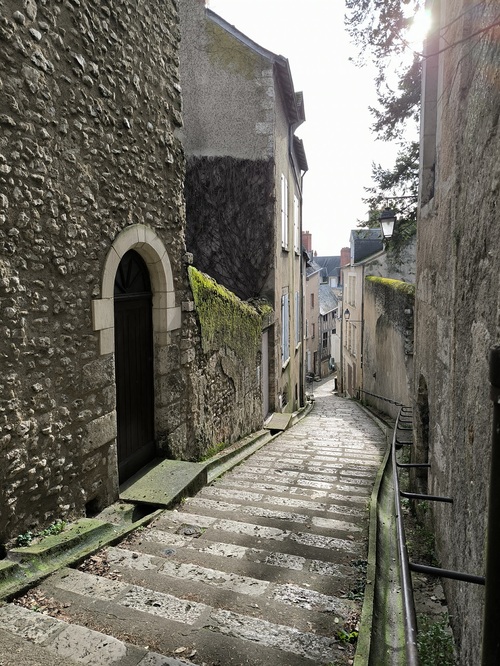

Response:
(481, 345), (500, 666)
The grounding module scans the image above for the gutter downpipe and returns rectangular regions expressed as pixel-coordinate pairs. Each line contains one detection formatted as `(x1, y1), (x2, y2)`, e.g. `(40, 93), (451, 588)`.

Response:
(481, 345), (500, 665)
(360, 263), (365, 399)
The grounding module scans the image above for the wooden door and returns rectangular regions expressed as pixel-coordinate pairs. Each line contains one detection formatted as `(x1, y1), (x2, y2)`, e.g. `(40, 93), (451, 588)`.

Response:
(114, 250), (155, 483)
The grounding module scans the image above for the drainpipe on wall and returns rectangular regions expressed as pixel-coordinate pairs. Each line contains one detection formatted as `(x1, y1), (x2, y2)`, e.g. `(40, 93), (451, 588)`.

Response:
(481, 345), (500, 666)
(360, 263), (365, 399)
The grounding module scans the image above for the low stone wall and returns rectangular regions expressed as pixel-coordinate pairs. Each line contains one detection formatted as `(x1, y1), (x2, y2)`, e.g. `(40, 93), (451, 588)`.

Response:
(363, 277), (415, 419)
(185, 268), (265, 459)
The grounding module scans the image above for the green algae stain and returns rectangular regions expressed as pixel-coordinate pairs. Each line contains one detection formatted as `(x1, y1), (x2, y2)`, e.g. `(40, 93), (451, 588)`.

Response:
(206, 21), (263, 80)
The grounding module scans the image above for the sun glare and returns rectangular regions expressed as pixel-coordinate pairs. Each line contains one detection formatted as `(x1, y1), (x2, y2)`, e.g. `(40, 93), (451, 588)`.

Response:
(406, 8), (432, 50)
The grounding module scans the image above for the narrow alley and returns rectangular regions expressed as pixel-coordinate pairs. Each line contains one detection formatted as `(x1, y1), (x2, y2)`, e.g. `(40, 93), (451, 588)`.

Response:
(0, 380), (386, 666)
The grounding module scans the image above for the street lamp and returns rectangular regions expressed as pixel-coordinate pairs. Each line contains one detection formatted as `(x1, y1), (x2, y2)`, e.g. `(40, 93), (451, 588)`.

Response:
(344, 308), (351, 321)
(379, 208), (397, 240)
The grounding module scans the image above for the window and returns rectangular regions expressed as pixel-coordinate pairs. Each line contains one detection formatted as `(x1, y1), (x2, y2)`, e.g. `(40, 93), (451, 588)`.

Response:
(305, 319), (309, 338)
(348, 275), (356, 306)
(311, 322), (315, 339)
(311, 293), (314, 308)
(281, 292), (290, 365)
(323, 314), (328, 323)
(294, 291), (300, 347)
(281, 175), (289, 250)
(293, 195), (300, 254)
(322, 331), (328, 349)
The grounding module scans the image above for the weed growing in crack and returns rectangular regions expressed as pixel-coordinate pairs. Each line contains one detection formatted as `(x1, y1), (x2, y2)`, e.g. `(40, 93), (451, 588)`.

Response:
(417, 614), (455, 666)
(15, 519), (67, 547)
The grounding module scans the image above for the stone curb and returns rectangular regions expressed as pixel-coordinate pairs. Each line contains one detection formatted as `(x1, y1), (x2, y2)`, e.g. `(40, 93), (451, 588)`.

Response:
(354, 402), (395, 665)
(353, 435), (392, 665)
(0, 400), (314, 602)
(0, 510), (163, 602)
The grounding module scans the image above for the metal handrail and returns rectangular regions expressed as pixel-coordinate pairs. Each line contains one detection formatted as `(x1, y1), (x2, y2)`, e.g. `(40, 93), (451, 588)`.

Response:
(393, 400), (488, 666)
(358, 387), (404, 407)
(392, 412), (420, 665)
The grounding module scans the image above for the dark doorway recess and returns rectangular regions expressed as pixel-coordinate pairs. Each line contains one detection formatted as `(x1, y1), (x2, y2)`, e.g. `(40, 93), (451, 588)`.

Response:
(114, 250), (155, 483)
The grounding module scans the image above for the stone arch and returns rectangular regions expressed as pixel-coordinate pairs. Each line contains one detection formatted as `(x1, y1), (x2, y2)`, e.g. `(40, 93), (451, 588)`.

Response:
(92, 224), (181, 354)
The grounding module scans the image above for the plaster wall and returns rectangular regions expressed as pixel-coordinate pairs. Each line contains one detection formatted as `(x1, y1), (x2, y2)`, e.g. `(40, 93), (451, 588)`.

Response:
(414, 2), (500, 661)
(341, 265), (364, 397)
(363, 279), (414, 420)
(274, 95), (303, 411)
(179, 0), (274, 160)
(0, 0), (187, 543)
(305, 271), (320, 375)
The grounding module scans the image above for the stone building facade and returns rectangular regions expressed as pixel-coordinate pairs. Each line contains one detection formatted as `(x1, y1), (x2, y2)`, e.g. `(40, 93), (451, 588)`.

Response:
(340, 230), (415, 399)
(179, 0), (308, 416)
(0, 0), (190, 543)
(414, 2), (500, 662)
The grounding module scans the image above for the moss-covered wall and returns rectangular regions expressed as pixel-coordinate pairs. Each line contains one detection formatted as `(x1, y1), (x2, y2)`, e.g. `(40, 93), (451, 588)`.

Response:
(185, 156), (275, 302)
(363, 277), (415, 418)
(185, 267), (265, 459)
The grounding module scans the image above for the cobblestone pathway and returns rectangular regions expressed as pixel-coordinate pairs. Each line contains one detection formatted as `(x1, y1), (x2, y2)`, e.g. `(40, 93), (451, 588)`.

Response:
(0, 380), (386, 666)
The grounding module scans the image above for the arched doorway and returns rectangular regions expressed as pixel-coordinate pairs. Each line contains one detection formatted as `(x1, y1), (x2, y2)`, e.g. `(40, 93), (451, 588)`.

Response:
(114, 250), (155, 482)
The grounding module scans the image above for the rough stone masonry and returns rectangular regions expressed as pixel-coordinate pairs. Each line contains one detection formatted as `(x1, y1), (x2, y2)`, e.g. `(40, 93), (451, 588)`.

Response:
(0, 0), (189, 544)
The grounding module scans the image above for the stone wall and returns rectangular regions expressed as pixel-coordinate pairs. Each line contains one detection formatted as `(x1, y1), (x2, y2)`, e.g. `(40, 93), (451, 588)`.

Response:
(0, 0), (188, 544)
(183, 267), (264, 459)
(363, 277), (414, 420)
(185, 156), (275, 302)
(414, 3), (500, 662)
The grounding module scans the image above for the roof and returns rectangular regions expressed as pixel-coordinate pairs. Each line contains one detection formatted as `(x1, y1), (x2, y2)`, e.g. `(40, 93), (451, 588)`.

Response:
(314, 256), (341, 279)
(350, 229), (384, 263)
(293, 136), (308, 172)
(207, 9), (306, 128)
(306, 257), (322, 279)
(319, 284), (339, 316)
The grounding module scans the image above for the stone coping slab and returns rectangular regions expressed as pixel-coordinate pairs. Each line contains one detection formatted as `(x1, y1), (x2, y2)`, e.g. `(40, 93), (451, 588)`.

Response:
(119, 459), (207, 507)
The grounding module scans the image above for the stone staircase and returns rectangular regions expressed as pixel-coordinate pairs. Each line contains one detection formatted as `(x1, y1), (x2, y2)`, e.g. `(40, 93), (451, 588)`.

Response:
(0, 388), (386, 666)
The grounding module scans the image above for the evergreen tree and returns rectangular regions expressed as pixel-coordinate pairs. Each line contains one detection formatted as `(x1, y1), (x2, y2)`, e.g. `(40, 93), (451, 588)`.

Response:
(345, 0), (423, 235)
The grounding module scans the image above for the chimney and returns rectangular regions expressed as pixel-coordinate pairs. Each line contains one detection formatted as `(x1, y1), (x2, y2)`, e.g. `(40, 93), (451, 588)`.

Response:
(340, 247), (350, 267)
(302, 230), (312, 253)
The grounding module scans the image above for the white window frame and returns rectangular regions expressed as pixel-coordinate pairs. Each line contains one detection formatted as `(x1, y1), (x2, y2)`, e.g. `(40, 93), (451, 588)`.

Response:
(281, 174), (289, 250)
(294, 290), (300, 348)
(281, 292), (290, 366)
(293, 194), (300, 254)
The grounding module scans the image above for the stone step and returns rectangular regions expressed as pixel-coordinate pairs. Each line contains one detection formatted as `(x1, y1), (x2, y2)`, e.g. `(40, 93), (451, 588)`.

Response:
(0, 603), (189, 666)
(103, 545), (355, 621)
(121, 526), (354, 584)
(35, 567), (345, 666)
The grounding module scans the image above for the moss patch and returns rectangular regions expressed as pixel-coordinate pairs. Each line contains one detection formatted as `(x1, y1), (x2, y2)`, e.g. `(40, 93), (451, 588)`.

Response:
(365, 275), (415, 296)
(188, 266), (263, 362)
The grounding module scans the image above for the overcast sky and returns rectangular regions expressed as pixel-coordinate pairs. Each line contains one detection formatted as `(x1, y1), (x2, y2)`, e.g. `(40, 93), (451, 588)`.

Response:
(207, 0), (401, 256)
